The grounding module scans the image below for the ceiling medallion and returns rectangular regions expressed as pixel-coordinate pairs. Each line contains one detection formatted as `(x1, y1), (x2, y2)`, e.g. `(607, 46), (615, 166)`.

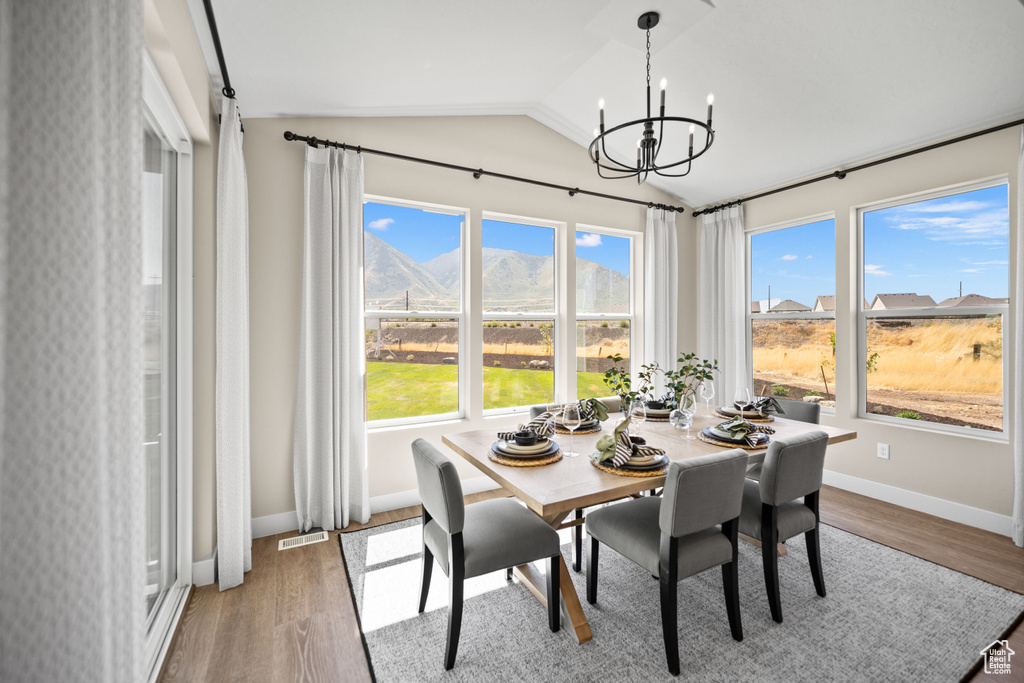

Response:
(589, 11), (715, 184)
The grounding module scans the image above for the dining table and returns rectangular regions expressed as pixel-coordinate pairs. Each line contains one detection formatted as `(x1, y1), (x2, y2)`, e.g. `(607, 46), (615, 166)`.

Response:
(441, 404), (857, 645)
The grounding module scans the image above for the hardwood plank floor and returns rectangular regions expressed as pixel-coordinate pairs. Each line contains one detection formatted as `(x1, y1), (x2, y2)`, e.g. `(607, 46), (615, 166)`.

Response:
(160, 486), (1024, 682)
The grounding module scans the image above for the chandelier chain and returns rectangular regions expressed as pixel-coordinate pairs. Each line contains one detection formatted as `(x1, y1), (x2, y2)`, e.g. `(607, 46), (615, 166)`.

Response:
(645, 27), (651, 90)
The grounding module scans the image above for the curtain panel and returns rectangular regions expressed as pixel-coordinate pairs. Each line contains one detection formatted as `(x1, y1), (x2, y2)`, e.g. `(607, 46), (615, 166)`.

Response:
(698, 205), (750, 405)
(0, 0), (146, 678)
(644, 207), (679, 395)
(1014, 128), (1023, 547)
(216, 96), (252, 590)
(293, 147), (370, 533)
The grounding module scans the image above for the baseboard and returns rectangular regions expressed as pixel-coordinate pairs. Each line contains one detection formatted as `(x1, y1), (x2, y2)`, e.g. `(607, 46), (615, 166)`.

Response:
(192, 549), (217, 587)
(251, 510), (300, 539)
(823, 469), (1013, 537)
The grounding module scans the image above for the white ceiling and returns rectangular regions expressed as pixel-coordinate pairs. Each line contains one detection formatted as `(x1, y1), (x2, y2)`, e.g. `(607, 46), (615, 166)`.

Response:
(193, 0), (1024, 208)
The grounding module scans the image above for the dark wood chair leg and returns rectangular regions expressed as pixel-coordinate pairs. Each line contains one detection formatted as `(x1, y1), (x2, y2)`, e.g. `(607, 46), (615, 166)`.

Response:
(659, 535), (680, 676)
(586, 534), (599, 605)
(572, 508), (583, 572)
(761, 503), (783, 624)
(547, 555), (560, 632)
(805, 491), (826, 597)
(506, 567), (513, 581)
(444, 535), (465, 670)
(418, 509), (434, 613)
(721, 518), (743, 641)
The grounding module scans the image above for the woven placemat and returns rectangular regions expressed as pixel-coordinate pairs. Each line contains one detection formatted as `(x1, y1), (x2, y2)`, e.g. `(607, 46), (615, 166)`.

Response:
(590, 459), (668, 478)
(554, 425), (603, 435)
(488, 450), (563, 467)
(715, 408), (774, 423)
(697, 430), (768, 450)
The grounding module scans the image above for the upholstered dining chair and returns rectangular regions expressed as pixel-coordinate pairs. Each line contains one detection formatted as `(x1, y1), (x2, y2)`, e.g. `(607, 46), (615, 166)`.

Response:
(738, 430), (829, 624)
(746, 398), (819, 482)
(585, 450), (749, 675)
(411, 438), (561, 670)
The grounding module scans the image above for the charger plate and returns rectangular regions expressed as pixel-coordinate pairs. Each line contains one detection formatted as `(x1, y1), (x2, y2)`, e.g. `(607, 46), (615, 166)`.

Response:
(698, 428), (768, 450)
(715, 407), (774, 423)
(589, 456), (668, 478)
(489, 450), (562, 467)
(554, 420), (602, 435)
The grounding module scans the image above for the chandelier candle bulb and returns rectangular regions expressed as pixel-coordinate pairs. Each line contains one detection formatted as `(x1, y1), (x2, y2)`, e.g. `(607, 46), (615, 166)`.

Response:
(659, 78), (666, 110)
(598, 98), (605, 131)
(707, 93), (714, 124)
(689, 125), (695, 154)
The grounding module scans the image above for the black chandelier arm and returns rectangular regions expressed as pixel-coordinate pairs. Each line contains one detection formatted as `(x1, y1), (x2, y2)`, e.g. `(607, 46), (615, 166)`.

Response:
(589, 116), (713, 173)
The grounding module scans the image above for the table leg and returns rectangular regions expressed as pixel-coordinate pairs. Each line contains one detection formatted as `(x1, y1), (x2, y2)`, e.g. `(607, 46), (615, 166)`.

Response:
(739, 531), (788, 557)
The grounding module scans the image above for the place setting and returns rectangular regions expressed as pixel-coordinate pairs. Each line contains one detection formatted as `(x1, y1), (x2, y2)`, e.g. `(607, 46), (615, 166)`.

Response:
(715, 391), (787, 423)
(589, 416), (669, 477)
(698, 415), (775, 450)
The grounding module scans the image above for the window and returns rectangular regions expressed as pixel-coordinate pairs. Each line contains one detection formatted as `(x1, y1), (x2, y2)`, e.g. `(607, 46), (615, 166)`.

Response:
(575, 227), (633, 400)
(859, 180), (1009, 434)
(748, 216), (836, 405)
(481, 215), (558, 411)
(363, 197), (466, 424)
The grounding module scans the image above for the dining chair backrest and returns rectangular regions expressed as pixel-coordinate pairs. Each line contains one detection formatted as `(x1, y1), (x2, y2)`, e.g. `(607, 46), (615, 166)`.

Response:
(758, 431), (829, 506)
(659, 450), (749, 538)
(530, 396), (622, 421)
(412, 438), (465, 535)
(775, 398), (820, 424)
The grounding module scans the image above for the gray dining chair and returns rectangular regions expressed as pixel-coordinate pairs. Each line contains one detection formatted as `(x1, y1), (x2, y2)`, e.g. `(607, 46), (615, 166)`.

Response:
(747, 397), (820, 482)
(411, 438), (561, 670)
(738, 430), (829, 624)
(585, 450), (749, 675)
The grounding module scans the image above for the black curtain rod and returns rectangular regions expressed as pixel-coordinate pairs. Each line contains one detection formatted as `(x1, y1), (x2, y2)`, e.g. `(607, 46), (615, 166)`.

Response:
(282, 131), (687, 214)
(693, 116), (1024, 217)
(202, 0), (236, 100)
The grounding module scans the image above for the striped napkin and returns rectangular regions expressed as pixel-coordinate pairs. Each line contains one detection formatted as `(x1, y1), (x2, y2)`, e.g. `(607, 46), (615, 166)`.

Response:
(497, 412), (556, 442)
(593, 416), (665, 467)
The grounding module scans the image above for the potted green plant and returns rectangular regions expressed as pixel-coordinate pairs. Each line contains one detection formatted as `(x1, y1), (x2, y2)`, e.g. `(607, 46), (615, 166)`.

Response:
(661, 352), (718, 409)
(602, 354), (659, 412)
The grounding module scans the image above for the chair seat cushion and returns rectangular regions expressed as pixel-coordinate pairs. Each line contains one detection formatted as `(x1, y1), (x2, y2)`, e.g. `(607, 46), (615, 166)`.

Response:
(586, 498), (733, 580)
(424, 498), (561, 579)
(738, 479), (817, 542)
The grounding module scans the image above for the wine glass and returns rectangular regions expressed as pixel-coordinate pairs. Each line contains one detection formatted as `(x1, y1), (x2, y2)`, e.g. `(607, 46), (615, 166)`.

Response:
(628, 399), (646, 438)
(675, 394), (697, 439)
(699, 380), (715, 418)
(733, 386), (751, 410)
(562, 403), (582, 458)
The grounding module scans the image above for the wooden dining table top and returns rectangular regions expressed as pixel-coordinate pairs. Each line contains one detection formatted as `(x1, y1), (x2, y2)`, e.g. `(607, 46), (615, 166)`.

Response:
(442, 407), (857, 520)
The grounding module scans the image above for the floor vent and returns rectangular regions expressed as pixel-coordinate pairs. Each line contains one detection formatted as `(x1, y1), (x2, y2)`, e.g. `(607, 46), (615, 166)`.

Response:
(278, 531), (329, 551)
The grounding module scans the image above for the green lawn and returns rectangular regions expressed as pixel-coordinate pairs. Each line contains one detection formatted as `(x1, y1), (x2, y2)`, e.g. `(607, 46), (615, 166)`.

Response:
(366, 362), (608, 420)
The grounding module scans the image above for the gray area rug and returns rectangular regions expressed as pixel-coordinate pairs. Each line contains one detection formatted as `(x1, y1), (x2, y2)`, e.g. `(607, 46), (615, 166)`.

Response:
(340, 517), (1023, 682)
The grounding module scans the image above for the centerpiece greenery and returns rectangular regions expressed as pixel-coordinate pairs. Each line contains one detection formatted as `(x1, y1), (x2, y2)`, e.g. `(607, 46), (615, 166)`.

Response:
(660, 352), (719, 409)
(601, 354), (659, 412)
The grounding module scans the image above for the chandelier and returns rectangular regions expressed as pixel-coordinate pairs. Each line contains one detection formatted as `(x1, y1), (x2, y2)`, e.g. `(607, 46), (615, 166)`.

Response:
(588, 12), (715, 184)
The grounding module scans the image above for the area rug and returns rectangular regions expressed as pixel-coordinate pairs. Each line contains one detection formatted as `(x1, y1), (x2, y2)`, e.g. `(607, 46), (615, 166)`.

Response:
(340, 517), (1024, 682)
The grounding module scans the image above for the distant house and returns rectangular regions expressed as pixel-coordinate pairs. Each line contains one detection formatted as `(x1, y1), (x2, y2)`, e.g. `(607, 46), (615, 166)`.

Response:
(869, 293), (937, 309)
(751, 301), (761, 313)
(813, 295), (835, 312)
(769, 299), (811, 313)
(937, 294), (1009, 307)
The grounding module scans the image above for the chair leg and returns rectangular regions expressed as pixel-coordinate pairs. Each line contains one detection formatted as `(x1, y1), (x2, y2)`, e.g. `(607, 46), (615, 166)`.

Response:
(721, 519), (743, 641)
(444, 535), (465, 670)
(506, 567), (513, 581)
(586, 534), (599, 605)
(547, 555), (560, 632)
(805, 492), (826, 598)
(418, 547), (433, 613)
(659, 535), (680, 676)
(572, 508), (583, 572)
(761, 503), (783, 624)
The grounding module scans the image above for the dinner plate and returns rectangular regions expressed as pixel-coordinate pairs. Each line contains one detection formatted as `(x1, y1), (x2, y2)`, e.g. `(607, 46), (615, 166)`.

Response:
(718, 406), (770, 419)
(703, 426), (749, 444)
(497, 439), (551, 455)
(644, 408), (673, 418)
(491, 441), (559, 459)
(557, 418), (600, 430)
(619, 454), (669, 471)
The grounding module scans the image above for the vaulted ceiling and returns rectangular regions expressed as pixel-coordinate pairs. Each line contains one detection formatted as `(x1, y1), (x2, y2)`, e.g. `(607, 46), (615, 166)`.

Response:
(190, 0), (1024, 208)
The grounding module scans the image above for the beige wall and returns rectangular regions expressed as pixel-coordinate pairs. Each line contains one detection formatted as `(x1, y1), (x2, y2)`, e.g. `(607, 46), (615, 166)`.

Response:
(240, 115), (683, 530)
(696, 127), (1019, 516)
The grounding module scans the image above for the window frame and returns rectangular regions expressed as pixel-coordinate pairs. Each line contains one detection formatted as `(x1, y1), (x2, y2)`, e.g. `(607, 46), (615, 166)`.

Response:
(745, 212), (836, 415)
(856, 176), (1010, 439)
(480, 210), (562, 416)
(573, 223), (637, 403)
(363, 194), (469, 428)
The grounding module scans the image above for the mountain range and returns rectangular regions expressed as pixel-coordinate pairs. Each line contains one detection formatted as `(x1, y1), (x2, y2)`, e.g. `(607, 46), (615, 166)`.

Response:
(364, 232), (628, 313)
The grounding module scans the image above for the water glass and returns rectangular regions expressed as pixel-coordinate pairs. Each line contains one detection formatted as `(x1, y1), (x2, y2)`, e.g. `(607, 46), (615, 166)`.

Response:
(562, 404), (582, 457)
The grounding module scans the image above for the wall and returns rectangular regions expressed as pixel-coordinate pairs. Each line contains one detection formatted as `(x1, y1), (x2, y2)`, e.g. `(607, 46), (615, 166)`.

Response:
(694, 127), (1019, 521)
(239, 115), (684, 533)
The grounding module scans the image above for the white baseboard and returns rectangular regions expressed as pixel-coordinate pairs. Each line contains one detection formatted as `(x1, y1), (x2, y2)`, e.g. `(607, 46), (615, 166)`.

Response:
(823, 469), (1013, 537)
(192, 549), (217, 587)
(252, 510), (300, 539)
(368, 475), (502, 515)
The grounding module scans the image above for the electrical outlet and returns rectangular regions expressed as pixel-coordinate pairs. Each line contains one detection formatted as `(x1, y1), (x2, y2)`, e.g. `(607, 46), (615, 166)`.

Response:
(877, 443), (890, 460)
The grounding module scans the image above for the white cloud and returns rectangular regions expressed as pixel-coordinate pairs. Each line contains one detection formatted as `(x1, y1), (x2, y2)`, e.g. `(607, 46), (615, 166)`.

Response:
(576, 233), (603, 247)
(864, 264), (891, 277)
(959, 268), (983, 273)
(971, 260), (1008, 266)
(368, 218), (394, 231)
(905, 200), (990, 213)
(780, 254), (798, 261)
(805, 255), (813, 259)
(886, 208), (1008, 245)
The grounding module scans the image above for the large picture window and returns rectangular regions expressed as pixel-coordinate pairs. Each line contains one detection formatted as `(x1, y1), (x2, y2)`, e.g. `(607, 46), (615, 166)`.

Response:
(858, 180), (1009, 434)
(575, 227), (633, 400)
(748, 216), (836, 406)
(364, 198), (466, 423)
(481, 215), (558, 411)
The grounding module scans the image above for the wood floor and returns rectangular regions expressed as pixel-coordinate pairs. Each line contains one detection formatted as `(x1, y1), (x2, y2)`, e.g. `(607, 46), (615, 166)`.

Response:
(159, 486), (1024, 682)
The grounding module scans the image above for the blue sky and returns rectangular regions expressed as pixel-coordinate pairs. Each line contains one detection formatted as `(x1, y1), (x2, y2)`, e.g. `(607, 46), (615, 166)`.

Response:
(750, 218), (835, 308)
(364, 202), (630, 276)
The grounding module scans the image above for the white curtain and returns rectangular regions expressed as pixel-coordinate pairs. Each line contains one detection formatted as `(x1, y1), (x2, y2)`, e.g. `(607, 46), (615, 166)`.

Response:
(1014, 128), (1023, 547)
(644, 207), (678, 395)
(216, 97), (252, 590)
(293, 147), (370, 532)
(0, 0), (145, 679)
(699, 206), (750, 404)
